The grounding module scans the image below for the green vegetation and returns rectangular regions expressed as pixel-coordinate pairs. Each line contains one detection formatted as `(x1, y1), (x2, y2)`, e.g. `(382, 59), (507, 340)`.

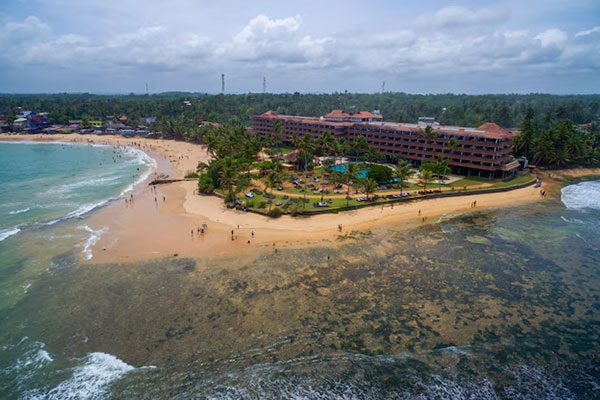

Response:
(184, 171), (199, 179)
(515, 108), (600, 167)
(2, 92), (599, 135)
(367, 164), (393, 184)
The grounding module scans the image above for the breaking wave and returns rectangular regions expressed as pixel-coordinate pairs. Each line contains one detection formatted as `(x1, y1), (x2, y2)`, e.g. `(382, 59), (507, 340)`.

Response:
(0, 226), (21, 242)
(561, 180), (600, 211)
(30, 352), (135, 400)
(43, 200), (110, 226)
(9, 207), (30, 215)
(80, 225), (108, 261)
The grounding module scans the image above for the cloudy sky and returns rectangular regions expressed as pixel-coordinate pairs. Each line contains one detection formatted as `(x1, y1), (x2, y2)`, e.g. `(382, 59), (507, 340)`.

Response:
(1, 0), (599, 94)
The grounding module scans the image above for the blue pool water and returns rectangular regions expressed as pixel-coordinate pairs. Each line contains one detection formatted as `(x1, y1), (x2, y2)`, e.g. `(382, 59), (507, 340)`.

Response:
(329, 163), (369, 178)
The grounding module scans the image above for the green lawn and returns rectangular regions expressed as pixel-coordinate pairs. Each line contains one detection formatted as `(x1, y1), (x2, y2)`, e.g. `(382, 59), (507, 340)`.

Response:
(451, 176), (490, 186)
(485, 174), (534, 189)
(245, 173), (535, 214)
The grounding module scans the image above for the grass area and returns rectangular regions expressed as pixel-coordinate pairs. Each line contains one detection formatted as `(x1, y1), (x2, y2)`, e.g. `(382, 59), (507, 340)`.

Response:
(452, 176), (490, 186)
(242, 173), (534, 215)
(267, 146), (295, 155)
(484, 174), (535, 189)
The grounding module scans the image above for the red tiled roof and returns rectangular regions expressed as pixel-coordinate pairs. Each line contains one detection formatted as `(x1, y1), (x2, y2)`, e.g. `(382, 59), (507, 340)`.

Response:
(324, 109), (352, 119)
(260, 110), (278, 117)
(324, 110), (382, 119)
(351, 111), (383, 119)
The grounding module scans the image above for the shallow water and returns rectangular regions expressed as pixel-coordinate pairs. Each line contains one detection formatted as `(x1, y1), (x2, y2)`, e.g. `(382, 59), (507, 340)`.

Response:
(0, 143), (599, 399)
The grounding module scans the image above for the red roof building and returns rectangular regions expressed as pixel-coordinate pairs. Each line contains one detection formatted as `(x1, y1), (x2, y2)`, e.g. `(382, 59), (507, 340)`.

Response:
(251, 110), (520, 178)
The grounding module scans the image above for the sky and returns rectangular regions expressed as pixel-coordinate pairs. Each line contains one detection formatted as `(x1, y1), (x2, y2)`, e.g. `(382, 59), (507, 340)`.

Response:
(0, 0), (599, 94)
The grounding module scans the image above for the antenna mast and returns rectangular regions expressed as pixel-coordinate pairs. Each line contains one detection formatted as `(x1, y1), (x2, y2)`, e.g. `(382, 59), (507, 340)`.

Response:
(221, 73), (225, 94)
(262, 76), (266, 93)
(381, 81), (385, 94)
(145, 82), (149, 95)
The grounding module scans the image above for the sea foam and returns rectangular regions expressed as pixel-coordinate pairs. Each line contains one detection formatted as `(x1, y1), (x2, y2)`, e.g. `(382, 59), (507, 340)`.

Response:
(80, 225), (108, 261)
(43, 200), (109, 226)
(38, 352), (134, 400)
(9, 207), (30, 215)
(0, 227), (21, 242)
(561, 180), (600, 210)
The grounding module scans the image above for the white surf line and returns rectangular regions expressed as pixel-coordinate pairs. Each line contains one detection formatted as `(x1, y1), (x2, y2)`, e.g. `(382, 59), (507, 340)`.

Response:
(80, 225), (108, 261)
(9, 207), (30, 215)
(0, 227), (21, 242)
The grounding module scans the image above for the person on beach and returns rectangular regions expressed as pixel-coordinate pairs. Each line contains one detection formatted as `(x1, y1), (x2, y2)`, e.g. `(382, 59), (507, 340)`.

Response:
(418, 209), (421, 216)
(191, 229), (194, 237)
(251, 230), (254, 238)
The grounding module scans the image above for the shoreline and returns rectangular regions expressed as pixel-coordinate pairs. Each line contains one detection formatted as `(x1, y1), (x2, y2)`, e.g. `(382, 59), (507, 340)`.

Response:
(2, 133), (598, 264)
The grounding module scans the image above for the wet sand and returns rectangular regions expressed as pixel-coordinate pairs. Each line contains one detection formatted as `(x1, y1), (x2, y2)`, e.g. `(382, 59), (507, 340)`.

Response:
(0, 133), (571, 263)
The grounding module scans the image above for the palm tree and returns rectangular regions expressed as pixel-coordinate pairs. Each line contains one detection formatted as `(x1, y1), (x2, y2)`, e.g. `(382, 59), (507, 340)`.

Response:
(218, 157), (240, 203)
(431, 156), (451, 188)
(394, 159), (414, 194)
(271, 120), (284, 165)
(317, 131), (334, 158)
(265, 170), (282, 212)
(417, 168), (434, 192)
(418, 125), (436, 165)
(363, 178), (377, 200)
(296, 133), (314, 207)
(446, 137), (459, 157)
(336, 138), (348, 165)
(351, 135), (369, 161)
(344, 163), (357, 206)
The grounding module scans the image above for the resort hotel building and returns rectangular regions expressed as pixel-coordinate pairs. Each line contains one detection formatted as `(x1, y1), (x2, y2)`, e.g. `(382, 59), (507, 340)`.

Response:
(251, 110), (521, 178)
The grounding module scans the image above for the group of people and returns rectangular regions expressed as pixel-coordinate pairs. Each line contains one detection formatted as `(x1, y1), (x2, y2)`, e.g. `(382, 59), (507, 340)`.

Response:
(150, 185), (165, 204)
(191, 223), (209, 237)
(470, 200), (477, 208)
(124, 193), (134, 207)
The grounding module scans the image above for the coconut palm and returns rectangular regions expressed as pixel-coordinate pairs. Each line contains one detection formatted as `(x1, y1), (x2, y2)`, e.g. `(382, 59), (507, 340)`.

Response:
(218, 156), (240, 203)
(417, 168), (434, 192)
(418, 125), (436, 165)
(446, 137), (459, 156)
(296, 133), (314, 207)
(271, 120), (284, 165)
(265, 170), (282, 211)
(344, 163), (358, 206)
(363, 178), (377, 200)
(336, 138), (349, 165)
(431, 156), (451, 188)
(317, 132), (334, 158)
(394, 159), (414, 193)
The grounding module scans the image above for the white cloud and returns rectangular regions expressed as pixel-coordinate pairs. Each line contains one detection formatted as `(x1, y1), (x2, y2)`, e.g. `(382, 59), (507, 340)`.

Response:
(535, 28), (568, 47)
(575, 26), (600, 37)
(417, 6), (509, 30)
(233, 14), (302, 44)
(0, 7), (597, 86)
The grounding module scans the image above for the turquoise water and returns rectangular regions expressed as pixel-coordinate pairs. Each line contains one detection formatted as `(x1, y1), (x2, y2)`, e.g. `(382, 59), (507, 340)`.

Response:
(0, 141), (154, 309)
(329, 163), (369, 178)
(1, 142), (599, 399)
(0, 142), (153, 239)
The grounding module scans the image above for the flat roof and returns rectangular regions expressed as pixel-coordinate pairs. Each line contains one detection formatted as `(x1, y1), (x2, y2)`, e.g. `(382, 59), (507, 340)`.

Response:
(253, 111), (516, 140)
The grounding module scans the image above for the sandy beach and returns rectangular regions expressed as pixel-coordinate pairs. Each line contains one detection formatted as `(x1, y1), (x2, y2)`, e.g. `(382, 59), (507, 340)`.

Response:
(0, 133), (564, 263)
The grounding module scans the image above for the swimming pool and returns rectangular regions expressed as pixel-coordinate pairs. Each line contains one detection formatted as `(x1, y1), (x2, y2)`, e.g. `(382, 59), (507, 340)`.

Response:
(329, 163), (369, 178)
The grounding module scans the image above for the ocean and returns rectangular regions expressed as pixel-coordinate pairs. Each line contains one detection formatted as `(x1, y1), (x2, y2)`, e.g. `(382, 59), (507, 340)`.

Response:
(1, 141), (599, 399)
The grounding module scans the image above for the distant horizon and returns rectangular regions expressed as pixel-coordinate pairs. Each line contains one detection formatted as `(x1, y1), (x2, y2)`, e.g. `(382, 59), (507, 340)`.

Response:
(1, 91), (600, 97)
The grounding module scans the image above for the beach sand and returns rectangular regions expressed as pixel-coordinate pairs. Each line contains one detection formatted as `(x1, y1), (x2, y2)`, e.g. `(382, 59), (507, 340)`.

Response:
(0, 133), (563, 263)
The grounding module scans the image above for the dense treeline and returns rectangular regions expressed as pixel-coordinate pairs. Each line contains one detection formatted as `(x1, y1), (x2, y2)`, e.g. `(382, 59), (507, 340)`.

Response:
(515, 109), (600, 167)
(1, 92), (599, 129)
